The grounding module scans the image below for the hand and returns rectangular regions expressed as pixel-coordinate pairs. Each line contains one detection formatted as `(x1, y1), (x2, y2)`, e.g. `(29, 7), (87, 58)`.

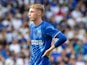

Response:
(42, 45), (55, 57)
(42, 49), (51, 57)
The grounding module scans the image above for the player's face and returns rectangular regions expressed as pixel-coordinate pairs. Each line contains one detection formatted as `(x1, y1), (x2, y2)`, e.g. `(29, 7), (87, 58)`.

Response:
(28, 8), (40, 21)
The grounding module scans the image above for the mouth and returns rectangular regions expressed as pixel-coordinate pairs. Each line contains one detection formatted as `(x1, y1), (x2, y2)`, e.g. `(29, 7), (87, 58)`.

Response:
(29, 17), (34, 21)
(29, 17), (32, 19)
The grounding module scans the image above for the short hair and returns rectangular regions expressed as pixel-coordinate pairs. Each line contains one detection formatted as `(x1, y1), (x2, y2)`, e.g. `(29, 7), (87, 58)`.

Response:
(29, 4), (45, 16)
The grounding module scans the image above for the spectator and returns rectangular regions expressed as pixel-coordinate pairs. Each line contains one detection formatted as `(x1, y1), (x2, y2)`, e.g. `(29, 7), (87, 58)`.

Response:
(9, 39), (21, 54)
(76, 54), (85, 65)
(5, 54), (14, 65)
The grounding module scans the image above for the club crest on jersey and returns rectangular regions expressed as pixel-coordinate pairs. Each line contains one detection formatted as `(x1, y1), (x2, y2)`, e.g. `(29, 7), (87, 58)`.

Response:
(36, 30), (42, 39)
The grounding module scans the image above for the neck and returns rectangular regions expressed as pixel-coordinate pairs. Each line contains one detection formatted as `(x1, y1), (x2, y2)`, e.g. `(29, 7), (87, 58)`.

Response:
(34, 17), (42, 26)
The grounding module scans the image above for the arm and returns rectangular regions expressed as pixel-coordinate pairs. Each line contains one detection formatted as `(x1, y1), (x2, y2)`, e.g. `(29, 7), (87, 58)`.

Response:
(42, 27), (67, 57)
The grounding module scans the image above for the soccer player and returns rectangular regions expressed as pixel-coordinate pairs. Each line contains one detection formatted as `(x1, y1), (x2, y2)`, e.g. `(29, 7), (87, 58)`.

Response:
(28, 4), (67, 65)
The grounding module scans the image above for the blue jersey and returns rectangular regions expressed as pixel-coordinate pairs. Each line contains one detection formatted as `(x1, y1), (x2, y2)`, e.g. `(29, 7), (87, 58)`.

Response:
(29, 21), (66, 65)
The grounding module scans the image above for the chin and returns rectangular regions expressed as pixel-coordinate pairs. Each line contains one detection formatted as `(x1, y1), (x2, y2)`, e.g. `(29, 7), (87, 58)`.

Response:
(31, 20), (35, 21)
(30, 19), (35, 21)
(29, 19), (33, 21)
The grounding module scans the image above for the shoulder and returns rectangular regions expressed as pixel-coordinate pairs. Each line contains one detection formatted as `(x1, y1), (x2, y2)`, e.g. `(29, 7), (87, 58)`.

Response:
(43, 21), (55, 30)
(42, 21), (54, 29)
(42, 21), (58, 34)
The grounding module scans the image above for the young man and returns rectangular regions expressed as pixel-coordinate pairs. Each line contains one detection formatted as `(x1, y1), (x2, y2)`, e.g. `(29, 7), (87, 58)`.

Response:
(28, 4), (67, 65)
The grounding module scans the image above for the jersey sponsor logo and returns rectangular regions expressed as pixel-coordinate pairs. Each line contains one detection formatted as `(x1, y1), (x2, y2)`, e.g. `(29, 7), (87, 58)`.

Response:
(31, 40), (43, 45)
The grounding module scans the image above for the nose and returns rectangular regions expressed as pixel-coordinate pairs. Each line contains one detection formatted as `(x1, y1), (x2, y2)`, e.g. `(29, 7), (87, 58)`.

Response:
(28, 11), (31, 16)
(28, 12), (30, 17)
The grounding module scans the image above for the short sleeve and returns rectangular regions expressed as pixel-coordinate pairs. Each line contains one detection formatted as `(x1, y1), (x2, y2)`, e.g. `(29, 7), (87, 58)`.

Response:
(45, 25), (60, 38)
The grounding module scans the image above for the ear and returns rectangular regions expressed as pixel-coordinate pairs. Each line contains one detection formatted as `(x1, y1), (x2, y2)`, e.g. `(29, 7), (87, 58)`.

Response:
(38, 10), (42, 16)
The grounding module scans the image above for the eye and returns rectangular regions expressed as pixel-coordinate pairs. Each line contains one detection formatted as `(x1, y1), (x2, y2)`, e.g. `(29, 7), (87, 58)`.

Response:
(31, 11), (34, 13)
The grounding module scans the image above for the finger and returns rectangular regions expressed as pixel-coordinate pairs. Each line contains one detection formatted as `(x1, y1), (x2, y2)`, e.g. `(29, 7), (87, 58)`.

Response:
(42, 53), (46, 57)
(42, 51), (48, 57)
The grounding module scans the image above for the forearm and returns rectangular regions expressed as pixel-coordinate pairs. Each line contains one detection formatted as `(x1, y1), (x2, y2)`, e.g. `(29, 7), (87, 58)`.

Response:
(42, 32), (67, 57)
(47, 45), (55, 52)
(48, 32), (67, 51)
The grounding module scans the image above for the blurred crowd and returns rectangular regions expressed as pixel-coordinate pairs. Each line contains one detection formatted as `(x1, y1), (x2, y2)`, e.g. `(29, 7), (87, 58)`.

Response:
(0, 0), (87, 65)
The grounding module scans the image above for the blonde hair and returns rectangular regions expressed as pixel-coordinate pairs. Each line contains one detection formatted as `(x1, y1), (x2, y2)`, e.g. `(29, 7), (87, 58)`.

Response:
(29, 4), (45, 16)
